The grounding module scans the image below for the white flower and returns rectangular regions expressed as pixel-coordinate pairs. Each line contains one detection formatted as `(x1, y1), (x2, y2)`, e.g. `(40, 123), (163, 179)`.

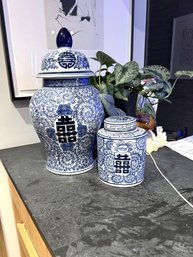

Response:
(146, 127), (167, 154)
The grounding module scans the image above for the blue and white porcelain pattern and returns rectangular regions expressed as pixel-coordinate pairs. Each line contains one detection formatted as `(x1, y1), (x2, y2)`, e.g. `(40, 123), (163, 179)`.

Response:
(40, 49), (90, 74)
(30, 78), (104, 175)
(97, 116), (147, 187)
(30, 27), (105, 175)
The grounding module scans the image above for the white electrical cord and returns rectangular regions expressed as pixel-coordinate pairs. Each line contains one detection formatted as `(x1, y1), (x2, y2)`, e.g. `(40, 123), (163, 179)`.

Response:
(149, 153), (193, 209)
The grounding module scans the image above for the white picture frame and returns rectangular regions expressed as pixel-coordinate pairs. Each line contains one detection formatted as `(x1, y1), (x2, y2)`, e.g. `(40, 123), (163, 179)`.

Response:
(0, 0), (133, 99)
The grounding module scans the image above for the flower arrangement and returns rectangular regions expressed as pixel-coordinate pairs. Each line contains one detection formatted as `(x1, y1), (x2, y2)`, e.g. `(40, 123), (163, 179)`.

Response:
(90, 51), (193, 126)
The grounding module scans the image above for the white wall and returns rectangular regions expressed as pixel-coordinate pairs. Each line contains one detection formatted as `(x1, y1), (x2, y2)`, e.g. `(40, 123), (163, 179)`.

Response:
(0, 0), (132, 149)
(132, 0), (147, 68)
(0, 23), (40, 149)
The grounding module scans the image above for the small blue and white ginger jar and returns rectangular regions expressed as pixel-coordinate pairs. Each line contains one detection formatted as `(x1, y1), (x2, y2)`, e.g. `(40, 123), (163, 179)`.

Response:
(97, 116), (147, 187)
(29, 28), (105, 175)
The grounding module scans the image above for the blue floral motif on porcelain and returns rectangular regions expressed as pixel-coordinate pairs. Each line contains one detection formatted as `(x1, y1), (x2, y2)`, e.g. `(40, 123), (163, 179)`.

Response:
(41, 50), (90, 73)
(97, 116), (147, 187)
(30, 79), (104, 175)
(46, 127), (56, 139)
(56, 104), (73, 116)
(77, 124), (87, 137)
(41, 51), (58, 71)
(60, 142), (75, 151)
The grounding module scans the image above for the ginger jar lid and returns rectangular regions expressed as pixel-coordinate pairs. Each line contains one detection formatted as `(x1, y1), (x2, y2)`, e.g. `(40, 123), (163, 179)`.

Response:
(98, 116), (147, 139)
(104, 116), (137, 132)
(37, 28), (94, 79)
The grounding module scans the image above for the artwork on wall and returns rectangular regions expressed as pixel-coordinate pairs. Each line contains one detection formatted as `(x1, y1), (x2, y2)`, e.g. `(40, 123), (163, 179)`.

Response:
(44, 0), (104, 50)
(170, 13), (193, 78)
(0, 0), (133, 99)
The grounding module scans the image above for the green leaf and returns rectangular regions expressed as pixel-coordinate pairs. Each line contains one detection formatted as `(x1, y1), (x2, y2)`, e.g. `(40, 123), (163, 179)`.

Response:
(114, 61), (139, 85)
(128, 76), (142, 90)
(106, 83), (114, 96)
(90, 57), (98, 62)
(99, 93), (126, 116)
(106, 72), (115, 84)
(95, 68), (108, 74)
(98, 82), (108, 94)
(91, 51), (116, 68)
(114, 87), (129, 101)
(175, 70), (193, 78)
(143, 65), (171, 80)
(153, 90), (167, 99)
(138, 72), (153, 80)
(162, 81), (172, 94)
(144, 80), (164, 91)
(148, 81), (172, 99)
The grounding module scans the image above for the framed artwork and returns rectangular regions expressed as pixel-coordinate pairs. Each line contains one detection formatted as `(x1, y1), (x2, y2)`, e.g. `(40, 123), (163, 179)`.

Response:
(170, 13), (193, 78)
(0, 0), (133, 100)
(44, 0), (104, 50)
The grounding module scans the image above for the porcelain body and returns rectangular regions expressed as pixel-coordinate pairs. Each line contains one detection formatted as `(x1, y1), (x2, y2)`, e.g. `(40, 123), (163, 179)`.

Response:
(30, 78), (104, 174)
(29, 28), (105, 175)
(97, 116), (147, 187)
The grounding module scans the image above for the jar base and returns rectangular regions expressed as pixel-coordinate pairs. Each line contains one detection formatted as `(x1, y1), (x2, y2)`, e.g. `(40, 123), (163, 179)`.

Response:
(98, 178), (144, 187)
(46, 162), (95, 175)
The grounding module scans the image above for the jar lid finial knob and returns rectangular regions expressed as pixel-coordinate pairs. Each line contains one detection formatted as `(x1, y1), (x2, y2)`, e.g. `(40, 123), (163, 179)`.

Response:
(56, 27), (73, 48)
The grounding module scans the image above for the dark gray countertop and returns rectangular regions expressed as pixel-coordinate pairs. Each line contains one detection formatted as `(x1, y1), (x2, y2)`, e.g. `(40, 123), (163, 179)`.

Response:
(0, 143), (193, 257)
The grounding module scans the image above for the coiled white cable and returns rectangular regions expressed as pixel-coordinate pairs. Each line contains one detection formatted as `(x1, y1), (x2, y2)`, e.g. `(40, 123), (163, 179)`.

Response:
(149, 153), (193, 209)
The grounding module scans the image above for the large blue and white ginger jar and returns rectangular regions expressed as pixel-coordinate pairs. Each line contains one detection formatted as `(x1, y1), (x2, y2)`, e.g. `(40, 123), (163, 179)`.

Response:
(29, 28), (105, 175)
(97, 116), (147, 187)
